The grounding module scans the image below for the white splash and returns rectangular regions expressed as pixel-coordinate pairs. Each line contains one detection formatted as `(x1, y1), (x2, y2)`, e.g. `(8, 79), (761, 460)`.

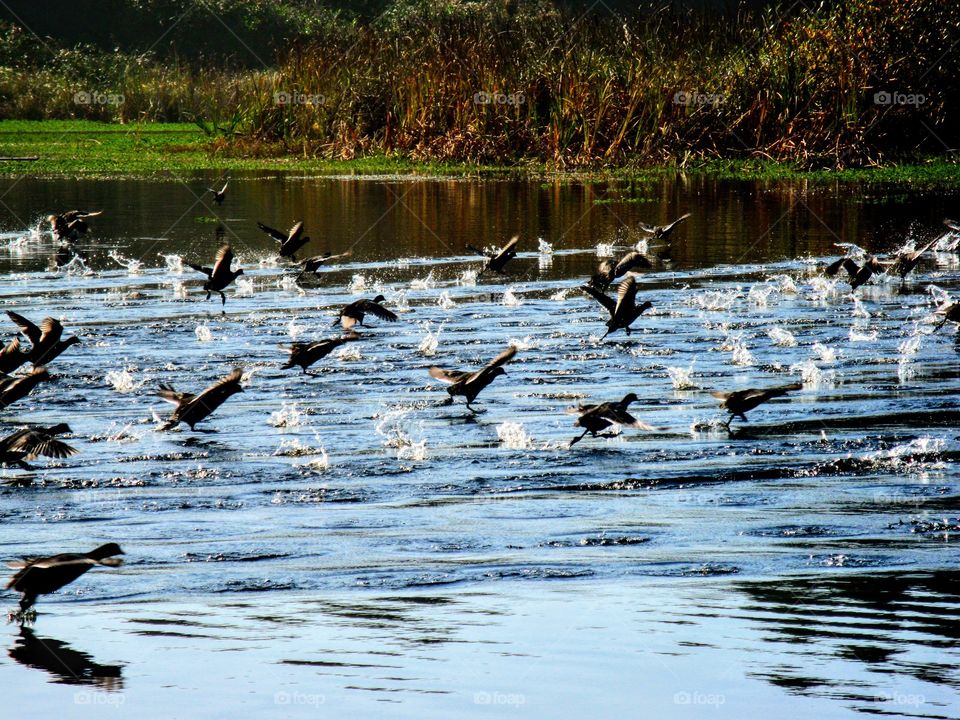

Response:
(437, 291), (456, 310)
(108, 251), (143, 275)
(105, 369), (139, 393)
(195, 324), (213, 342)
(550, 288), (569, 302)
(392, 289), (411, 312)
(496, 422), (535, 450)
(773, 274), (799, 294)
(171, 280), (187, 300)
(849, 328), (878, 342)
(507, 336), (536, 351)
(334, 345), (361, 361)
(349, 274), (368, 293)
(502, 288), (523, 307)
(278, 274), (303, 294)
(767, 326), (798, 347)
(898, 335), (922, 357)
(812, 343), (837, 363)
(235, 276), (254, 297)
(851, 296), (871, 319)
(720, 332), (753, 366)
(667, 363), (697, 390)
(458, 269), (478, 286)
(410, 271), (436, 290)
(538, 238), (553, 255)
(791, 359), (835, 388)
(417, 322), (442, 356)
(287, 316), (306, 339)
(268, 402), (304, 428)
(635, 237), (649, 253)
(161, 253), (184, 273)
(595, 242), (615, 258)
(692, 288), (741, 311)
(748, 284), (775, 307)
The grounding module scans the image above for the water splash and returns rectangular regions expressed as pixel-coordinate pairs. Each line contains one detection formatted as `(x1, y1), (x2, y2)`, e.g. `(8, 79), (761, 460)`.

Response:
(692, 288), (741, 311)
(235, 276), (255, 297)
(335, 345), (361, 361)
(268, 402), (305, 428)
(849, 328), (878, 342)
(595, 243), (615, 258)
(437, 291), (455, 310)
(550, 288), (569, 302)
(767, 326), (798, 347)
(812, 343), (837, 363)
(350, 274), (368, 293)
(748, 284), (775, 307)
(108, 250), (143, 275)
(502, 288), (523, 307)
(105, 369), (139, 393)
(287, 317), (306, 339)
(851, 296), (871, 319)
(791, 359), (835, 388)
(667, 363), (697, 390)
(496, 422), (535, 450)
(417, 322), (442, 356)
(171, 280), (187, 300)
(458, 269), (478, 286)
(538, 238), (553, 254)
(160, 253), (184, 273)
(411, 271), (436, 290)
(195, 324), (213, 342)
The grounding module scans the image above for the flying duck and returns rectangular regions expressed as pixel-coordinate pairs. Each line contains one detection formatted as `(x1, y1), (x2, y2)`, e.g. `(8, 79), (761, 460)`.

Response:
(0, 424), (77, 470)
(0, 367), (52, 410)
(333, 295), (398, 330)
(6, 312), (80, 366)
(46, 210), (102, 242)
(711, 382), (803, 428)
(638, 212), (691, 239)
(568, 393), (654, 446)
(207, 179), (228, 205)
(468, 235), (520, 277)
(428, 345), (516, 412)
(283, 335), (357, 374)
(258, 220), (310, 260)
(590, 251), (652, 290)
(581, 275), (652, 338)
(188, 245), (243, 306)
(296, 250), (352, 282)
(156, 367), (244, 431)
(6, 543), (124, 613)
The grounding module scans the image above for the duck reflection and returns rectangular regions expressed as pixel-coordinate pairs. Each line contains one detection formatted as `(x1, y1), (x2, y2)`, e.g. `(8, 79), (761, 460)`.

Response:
(735, 571), (960, 696)
(8, 626), (123, 690)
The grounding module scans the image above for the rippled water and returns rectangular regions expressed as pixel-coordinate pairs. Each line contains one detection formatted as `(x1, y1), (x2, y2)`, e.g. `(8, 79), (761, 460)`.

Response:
(0, 174), (958, 718)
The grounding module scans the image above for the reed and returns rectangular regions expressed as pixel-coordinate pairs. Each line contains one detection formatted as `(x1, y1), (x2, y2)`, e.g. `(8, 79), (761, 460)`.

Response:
(1, 0), (956, 168)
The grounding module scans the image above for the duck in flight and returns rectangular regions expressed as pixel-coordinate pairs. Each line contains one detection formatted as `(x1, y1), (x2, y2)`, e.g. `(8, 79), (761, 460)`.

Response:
(5, 543), (124, 614)
(6, 312), (80, 366)
(468, 235), (520, 277)
(156, 368), (244, 431)
(207, 179), (228, 205)
(568, 393), (654, 446)
(295, 250), (352, 282)
(589, 251), (652, 291)
(711, 382), (802, 429)
(0, 424), (77, 470)
(825, 255), (886, 291)
(638, 213), (691, 240)
(333, 295), (398, 330)
(282, 334), (357, 374)
(581, 275), (652, 339)
(188, 245), (243, 306)
(257, 220), (310, 260)
(428, 345), (516, 412)
(47, 210), (102, 242)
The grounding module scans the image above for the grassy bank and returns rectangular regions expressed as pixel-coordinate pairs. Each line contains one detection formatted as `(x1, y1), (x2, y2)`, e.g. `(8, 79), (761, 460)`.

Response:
(1, 121), (959, 185)
(1, 0), (958, 169)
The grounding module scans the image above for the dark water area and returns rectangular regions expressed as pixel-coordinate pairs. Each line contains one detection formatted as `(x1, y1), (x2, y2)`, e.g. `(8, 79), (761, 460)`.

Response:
(0, 173), (958, 718)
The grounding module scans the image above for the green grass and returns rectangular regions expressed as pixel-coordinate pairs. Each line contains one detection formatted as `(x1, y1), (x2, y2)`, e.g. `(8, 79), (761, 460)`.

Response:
(1, 121), (959, 186)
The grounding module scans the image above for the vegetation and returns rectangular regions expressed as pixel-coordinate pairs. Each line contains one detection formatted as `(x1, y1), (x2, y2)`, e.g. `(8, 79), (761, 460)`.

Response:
(1, 0), (958, 170)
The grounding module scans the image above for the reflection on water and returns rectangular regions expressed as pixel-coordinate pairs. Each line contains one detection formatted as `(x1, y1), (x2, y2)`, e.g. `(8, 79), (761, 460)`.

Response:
(0, 173), (957, 717)
(9, 626), (123, 690)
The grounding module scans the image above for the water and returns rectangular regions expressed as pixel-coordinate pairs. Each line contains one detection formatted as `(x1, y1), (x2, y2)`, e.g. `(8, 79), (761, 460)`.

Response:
(0, 174), (958, 718)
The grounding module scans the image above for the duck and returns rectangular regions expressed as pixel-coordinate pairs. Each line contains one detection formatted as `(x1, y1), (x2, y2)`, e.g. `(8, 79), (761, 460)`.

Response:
(257, 220), (310, 260)
(295, 250), (352, 282)
(0, 337), (30, 374)
(826, 256), (886, 291)
(0, 367), (52, 410)
(188, 245), (243, 306)
(156, 367), (244, 431)
(711, 382), (803, 428)
(581, 275), (652, 339)
(6, 312), (80, 366)
(934, 302), (960, 330)
(638, 212), (691, 239)
(333, 295), (398, 330)
(207, 179), (228, 205)
(568, 393), (654, 446)
(887, 237), (940, 281)
(6, 543), (124, 613)
(428, 345), (516, 412)
(468, 235), (520, 277)
(590, 251), (651, 290)
(282, 335), (356, 374)
(0, 424), (77, 470)
(46, 210), (102, 242)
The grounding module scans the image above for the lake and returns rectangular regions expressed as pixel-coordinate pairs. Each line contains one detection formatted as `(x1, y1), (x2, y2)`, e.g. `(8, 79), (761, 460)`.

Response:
(0, 173), (958, 718)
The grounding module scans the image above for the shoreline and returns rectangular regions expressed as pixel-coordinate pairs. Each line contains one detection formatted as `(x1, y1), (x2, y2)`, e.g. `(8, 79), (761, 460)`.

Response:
(1, 121), (959, 186)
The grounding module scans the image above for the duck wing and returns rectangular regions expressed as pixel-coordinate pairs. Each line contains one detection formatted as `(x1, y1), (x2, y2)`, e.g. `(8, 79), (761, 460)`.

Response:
(7, 311), (41, 346)
(188, 368), (243, 411)
(660, 212), (691, 234)
(157, 384), (195, 406)
(37, 318), (64, 346)
(581, 284), (616, 314)
(613, 251), (651, 277)
(495, 235), (520, 261)
(362, 300), (398, 322)
(210, 245), (235, 280)
(612, 275), (638, 318)
(428, 367), (470, 384)
(10, 431), (78, 459)
(257, 222), (287, 242)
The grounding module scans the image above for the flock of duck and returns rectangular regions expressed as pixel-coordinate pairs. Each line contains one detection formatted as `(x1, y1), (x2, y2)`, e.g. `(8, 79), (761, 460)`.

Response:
(4, 182), (959, 619)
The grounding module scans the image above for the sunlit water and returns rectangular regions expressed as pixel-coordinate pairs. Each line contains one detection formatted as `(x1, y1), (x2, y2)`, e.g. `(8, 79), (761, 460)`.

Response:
(0, 174), (958, 718)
